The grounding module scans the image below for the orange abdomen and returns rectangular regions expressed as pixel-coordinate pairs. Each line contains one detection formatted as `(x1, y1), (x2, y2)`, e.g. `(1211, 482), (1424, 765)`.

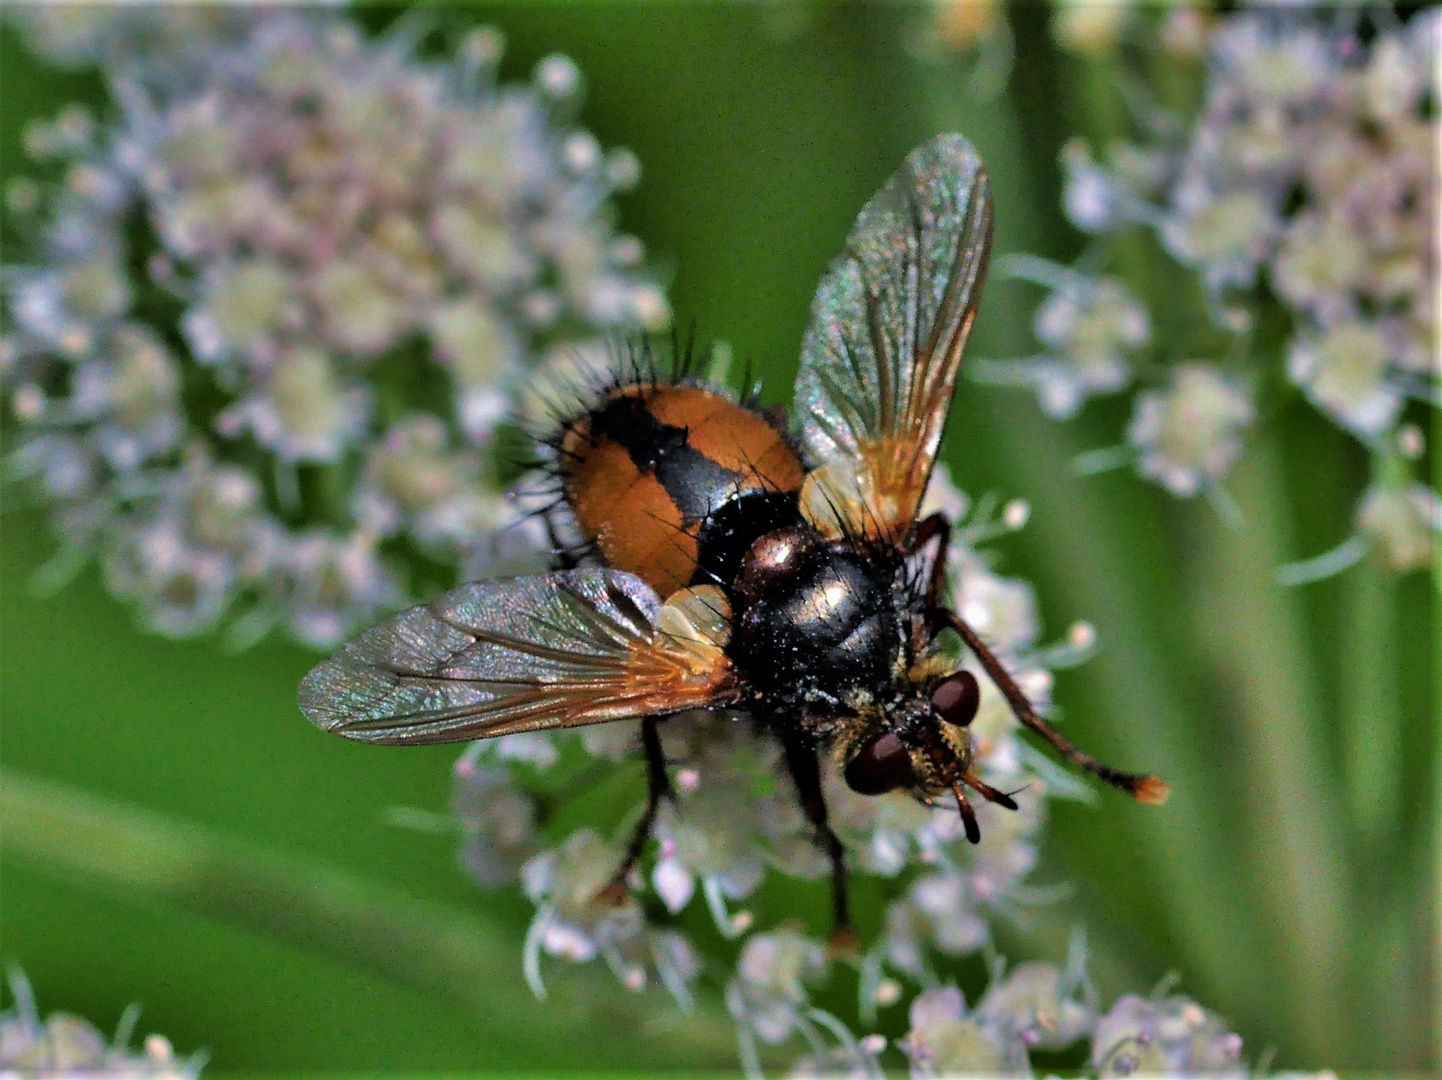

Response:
(559, 385), (806, 596)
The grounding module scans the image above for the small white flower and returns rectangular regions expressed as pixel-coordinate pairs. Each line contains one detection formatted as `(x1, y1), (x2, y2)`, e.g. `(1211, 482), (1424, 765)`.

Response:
(8, 434), (98, 502)
(1161, 187), (1277, 293)
(428, 299), (523, 441)
(901, 985), (1021, 1078)
(218, 346), (372, 463)
(104, 516), (237, 638)
(535, 54), (582, 99)
(275, 528), (404, 649)
(1355, 482), (1440, 574)
(1014, 276), (1149, 418)
(1128, 365), (1254, 497)
(310, 256), (413, 356)
(953, 556), (1040, 655)
(1091, 991), (1245, 1078)
(1060, 140), (1122, 233)
(0, 969), (204, 1079)
(976, 961), (1093, 1050)
(1271, 213), (1368, 323)
(522, 829), (644, 967)
(577, 718), (643, 761)
(477, 732), (561, 770)
(187, 258), (297, 361)
(454, 765), (540, 887)
(651, 857), (697, 914)
(348, 413), (520, 559)
(729, 928), (829, 1044)
(1287, 320), (1403, 438)
(919, 463), (971, 523)
(69, 327), (184, 472)
(648, 721), (777, 914)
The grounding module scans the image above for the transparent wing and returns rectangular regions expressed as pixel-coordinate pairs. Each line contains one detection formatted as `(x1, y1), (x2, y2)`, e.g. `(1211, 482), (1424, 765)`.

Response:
(793, 133), (993, 542)
(298, 570), (736, 745)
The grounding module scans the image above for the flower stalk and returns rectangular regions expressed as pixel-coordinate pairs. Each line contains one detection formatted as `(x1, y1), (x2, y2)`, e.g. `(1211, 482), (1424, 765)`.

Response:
(0, 765), (735, 1061)
(1185, 435), (1354, 1062)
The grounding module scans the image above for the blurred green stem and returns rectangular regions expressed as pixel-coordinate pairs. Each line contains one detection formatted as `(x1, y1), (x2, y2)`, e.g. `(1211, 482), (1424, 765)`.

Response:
(1189, 438), (1353, 1063)
(0, 767), (732, 1056)
(1341, 560), (1400, 842)
(1435, 515), (1442, 1074)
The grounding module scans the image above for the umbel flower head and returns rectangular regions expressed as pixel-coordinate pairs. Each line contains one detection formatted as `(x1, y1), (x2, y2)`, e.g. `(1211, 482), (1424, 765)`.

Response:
(3, 9), (668, 647)
(987, 6), (1438, 575)
(438, 463), (1198, 1074)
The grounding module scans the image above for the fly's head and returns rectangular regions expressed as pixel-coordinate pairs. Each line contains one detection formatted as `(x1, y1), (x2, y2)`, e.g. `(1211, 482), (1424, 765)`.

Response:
(834, 666), (982, 799)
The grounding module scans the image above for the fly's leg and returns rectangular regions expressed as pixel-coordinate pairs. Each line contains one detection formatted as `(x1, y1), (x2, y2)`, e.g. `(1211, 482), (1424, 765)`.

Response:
(598, 716), (672, 904)
(908, 513), (953, 614)
(780, 729), (857, 955)
(932, 608), (1170, 805)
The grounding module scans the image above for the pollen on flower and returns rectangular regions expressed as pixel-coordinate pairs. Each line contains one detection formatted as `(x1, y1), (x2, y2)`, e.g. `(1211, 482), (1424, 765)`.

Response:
(1002, 498), (1031, 530)
(1397, 424), (1425, 460)
(1067, 621), (1097, 650)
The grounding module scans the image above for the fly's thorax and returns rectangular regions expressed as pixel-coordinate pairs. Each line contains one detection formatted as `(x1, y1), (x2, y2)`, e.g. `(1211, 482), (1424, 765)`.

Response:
(730, 530), (905, 710)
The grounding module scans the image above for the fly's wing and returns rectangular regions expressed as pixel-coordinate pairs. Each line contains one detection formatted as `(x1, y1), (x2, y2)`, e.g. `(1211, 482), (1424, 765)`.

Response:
(298, 570), (736, 744)
(793, 134), (993, 543)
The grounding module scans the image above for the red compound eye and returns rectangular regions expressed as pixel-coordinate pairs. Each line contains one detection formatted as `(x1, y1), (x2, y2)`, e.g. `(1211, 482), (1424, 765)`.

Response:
(843, 731), (914, 795)
(931, 670), (980, 728)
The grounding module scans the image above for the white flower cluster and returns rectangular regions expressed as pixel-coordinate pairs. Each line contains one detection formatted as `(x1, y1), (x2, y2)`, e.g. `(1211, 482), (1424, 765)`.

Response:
(449, 466), (1117, 1070)
(4, 4), (259, 72)
(999, 7), (1438, 573)
(2, 9), (668, 647)
(894, 967), (1337, 1080)
(0, 970), (204, 1079)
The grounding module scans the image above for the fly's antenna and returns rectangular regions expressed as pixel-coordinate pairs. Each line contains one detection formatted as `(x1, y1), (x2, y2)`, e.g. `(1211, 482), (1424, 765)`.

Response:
(951, 781), (981, 844)
(938, 609), (1170, 805)
(919, 726), (1017, 845)
(960, 771), (1019, 811)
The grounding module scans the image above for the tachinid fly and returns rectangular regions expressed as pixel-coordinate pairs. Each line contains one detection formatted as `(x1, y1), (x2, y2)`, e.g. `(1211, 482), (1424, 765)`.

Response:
(298, 134), (1169, 944)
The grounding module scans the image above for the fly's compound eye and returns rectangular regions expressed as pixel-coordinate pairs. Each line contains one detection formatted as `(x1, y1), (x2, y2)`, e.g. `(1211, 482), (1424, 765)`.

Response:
(843, 731), (914, 796)
(931, 670), (980, 728)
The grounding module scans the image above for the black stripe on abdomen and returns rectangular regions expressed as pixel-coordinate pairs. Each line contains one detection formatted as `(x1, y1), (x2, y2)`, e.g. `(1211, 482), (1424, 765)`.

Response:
(589, 396), (744, 525)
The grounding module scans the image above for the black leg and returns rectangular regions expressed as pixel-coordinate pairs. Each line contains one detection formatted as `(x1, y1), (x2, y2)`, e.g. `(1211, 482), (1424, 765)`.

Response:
(907, 513), (952, 615)
(598, 716), (672, 903)
(780, 729), (856, 952)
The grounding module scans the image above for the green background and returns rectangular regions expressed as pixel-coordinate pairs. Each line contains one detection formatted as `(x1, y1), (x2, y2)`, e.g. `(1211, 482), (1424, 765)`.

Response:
(1, 4), (1434, 1074)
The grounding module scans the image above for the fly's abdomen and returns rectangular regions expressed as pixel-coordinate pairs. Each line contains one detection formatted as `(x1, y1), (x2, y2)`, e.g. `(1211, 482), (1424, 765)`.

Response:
(559, 385), (805, 596)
